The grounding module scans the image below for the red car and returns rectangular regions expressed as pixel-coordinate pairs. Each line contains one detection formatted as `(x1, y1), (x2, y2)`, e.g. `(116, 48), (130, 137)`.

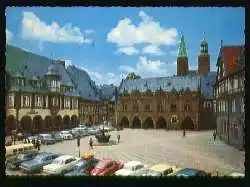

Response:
(90, 159), (124, 176)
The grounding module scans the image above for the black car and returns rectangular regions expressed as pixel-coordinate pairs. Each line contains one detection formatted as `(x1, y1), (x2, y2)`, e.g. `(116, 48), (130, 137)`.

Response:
(19, 152), (60, 174)
(6, 150), (39, 170)
(64, 158), (99, 176)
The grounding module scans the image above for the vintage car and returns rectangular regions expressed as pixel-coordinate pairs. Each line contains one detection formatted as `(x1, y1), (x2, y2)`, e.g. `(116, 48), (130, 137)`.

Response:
(50, 132), (64, 142)
(38, 134), (56, 145)
(6, 150), (39, 170)
(19, 152), (60, 173)
(64, 157), (99, 176)
(90, 159), (124, 176)
(175, 168), (211, 177)
(60, 131), (74, 140)
(6, 143), (35, 158)
(115, 161), (147, 176)
(43, 155), (80, 175)
(229, 172), (244, 177)
(142, 164), (174, 176)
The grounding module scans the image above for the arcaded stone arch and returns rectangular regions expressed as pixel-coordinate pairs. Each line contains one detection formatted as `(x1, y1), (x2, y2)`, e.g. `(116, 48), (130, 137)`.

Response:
(5, 115), (16, 135)
(33, 115), (43, 134)
(63, 115), (71, 129)
(120, 116), (129, 128)
(52, 115), (62, 131)
(20, 116), (32, 133)
(44, 116), (52, 132)
(143, 117), (154, 129)
(71, 115), (78, 128)
(132, 116), (141, 128)
(181, 116), (195, 130)
(156, 116), (167, 129)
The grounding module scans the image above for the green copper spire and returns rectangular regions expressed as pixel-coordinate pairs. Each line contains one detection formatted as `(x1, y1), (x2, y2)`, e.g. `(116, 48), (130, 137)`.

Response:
(178, 35), (188, 57)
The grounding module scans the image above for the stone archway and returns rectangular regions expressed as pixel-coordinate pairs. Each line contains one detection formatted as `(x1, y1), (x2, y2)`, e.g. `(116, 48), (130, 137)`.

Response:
(20, 116), (32, 133)
(71, 115), (78, 128)
(52, 115), (62, 131)
(44, 116), (52, 132)
(63, 115), (71, 130)
(33, 115), (43, 134)
(5, 115), (16, 135)
(181, 116), (195, 130)
(119, 116), (129, 128)
(132, 117), (141, 128)
(156, 116), (167, 129)
(143, 117), (154, 129)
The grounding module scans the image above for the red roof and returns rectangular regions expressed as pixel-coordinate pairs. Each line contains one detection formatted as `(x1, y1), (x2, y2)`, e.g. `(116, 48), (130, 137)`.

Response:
(222, 46), (244, 73)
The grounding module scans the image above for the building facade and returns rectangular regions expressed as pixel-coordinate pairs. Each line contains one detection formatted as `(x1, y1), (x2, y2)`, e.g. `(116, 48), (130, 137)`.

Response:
(5, 45), (115, 135)
(117, 34), (217, 130)
(214, 44), (245, 150)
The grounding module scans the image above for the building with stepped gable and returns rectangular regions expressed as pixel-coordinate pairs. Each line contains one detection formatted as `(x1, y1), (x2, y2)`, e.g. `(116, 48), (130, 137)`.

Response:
(214, 43), (245, 150)
(117, 34), (217, 130)
(5, 45), (116, 135)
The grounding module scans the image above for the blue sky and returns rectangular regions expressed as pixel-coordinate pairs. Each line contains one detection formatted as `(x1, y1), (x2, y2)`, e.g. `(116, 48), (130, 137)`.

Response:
(6, 7), (245, 86)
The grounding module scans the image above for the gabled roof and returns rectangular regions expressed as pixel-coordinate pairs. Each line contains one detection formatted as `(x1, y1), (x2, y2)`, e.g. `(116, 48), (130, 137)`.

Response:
(218, 45), (244, 73)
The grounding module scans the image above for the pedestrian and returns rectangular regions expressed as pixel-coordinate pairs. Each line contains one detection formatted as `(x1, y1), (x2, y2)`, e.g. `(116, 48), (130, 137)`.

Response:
(37, 140), (41, 151)
(183, 130), (186, 137)
(213, 131), (216, 141)
(89, 137), (93, 149)
(117, 134), (120, 144)
(13, 137), (16, 145)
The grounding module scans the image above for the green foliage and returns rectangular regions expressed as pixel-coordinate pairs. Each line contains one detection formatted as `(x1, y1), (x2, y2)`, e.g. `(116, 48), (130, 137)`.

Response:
(171, 87), (177, 93)
(125, 72), (141, 80)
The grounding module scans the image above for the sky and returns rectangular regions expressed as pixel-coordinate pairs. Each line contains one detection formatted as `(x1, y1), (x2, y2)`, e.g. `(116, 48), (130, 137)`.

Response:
(6, 7), (245, 86)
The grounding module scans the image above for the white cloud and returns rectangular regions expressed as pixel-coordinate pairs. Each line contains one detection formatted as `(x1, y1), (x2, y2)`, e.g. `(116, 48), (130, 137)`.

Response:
(117, 46), (139, 55)
(107, 11), (178, 48)
(169, 49), (178, 56)
(21, 11), (93, 46)
(64, 59), (72, 68)
(142, 45), (165, 56)
(119, 56), (177, 78)
(6, 29), (13, 43)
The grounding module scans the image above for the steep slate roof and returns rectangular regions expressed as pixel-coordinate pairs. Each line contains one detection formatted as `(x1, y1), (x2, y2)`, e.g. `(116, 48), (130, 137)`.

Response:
(99, 84), (116, 100)
(66, 65), (100, 101)
(219, 45), (244, 73)
(119, 72), (216, 99)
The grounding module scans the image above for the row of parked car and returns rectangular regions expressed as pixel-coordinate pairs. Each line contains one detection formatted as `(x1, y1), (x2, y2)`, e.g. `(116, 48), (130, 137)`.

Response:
(6, 149), (244, 177)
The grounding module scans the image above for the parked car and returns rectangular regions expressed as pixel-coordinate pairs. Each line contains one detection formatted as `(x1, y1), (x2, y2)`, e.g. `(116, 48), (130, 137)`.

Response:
(60, 131), (74, 140)
(51, 132), (64, 142)
(19, 152), (60, 173)
(90, 159), (124, 176)
(27, 136), (41, 143)
(6, 150), (39, 170)
(38, 134), (56, 145)
(230, 172), (244, 177)
(115, 161), (147, 176)
(6, 143), (35, 158)
(141, 164), (174, 176)
(64, 157), (99, 176)
(175, 168), (211, 177)
(43, 155), (80, 175)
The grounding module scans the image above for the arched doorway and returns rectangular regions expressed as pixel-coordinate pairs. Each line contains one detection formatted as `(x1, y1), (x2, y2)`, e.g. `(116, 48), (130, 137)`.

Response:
(5, 115), (16, 135)
(33, 115), (43, 134)
(20, 116), (32, 133)
(119, 116), (129, 128)
(52, 115), (62, 131)
(44, 116), (52, 132)
(132, 117), (141, 128)
(181, 116), (195, 130)
(143, 117), (154, 129)
(156, 116), (167, 129)
(71, 115), (78, 128)
(63, 115), (71, 129)
(89, 116), (93, 124)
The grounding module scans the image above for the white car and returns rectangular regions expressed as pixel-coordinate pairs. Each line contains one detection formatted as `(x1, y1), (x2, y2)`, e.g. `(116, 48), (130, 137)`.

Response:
(60, 131), (73, 140)
(43, 155), (80, 175)
(230, 172), (244, 177)
(115, 161), (147, 176)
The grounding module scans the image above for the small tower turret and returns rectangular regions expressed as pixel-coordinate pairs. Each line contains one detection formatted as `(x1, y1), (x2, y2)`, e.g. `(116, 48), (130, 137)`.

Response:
(198, 32), (210, 74)
(177, 35), (189, 76)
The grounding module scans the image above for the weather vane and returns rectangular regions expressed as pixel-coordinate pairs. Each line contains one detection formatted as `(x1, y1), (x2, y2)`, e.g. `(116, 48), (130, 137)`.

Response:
(203, 31), (205, 40)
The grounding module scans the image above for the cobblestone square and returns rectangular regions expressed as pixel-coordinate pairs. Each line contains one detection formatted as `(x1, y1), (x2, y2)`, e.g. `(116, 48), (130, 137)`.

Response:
(38, 129), (244, 176)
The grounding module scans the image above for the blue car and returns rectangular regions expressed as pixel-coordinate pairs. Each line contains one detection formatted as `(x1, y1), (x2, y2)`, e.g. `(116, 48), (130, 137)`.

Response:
(64, 158), (99, 176)
(19, 152), (60, 174)
(175, 168), (211, 177)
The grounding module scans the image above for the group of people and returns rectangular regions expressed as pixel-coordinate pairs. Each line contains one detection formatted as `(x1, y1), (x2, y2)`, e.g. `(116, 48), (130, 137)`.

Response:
(23, 138), (41, 150)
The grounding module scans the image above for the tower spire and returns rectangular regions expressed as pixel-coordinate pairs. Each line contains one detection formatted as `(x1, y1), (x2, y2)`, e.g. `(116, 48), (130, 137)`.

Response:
(178, 35), (188, 57)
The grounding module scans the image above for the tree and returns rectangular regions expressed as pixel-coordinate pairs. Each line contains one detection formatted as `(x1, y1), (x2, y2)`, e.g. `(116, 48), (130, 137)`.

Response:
(125, 72), (141, 80)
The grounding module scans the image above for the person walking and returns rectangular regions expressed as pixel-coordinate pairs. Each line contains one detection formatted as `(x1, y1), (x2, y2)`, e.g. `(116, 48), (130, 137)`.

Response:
(213, 131), (216, 141)
(117, 134), (120, 144)
(89, 137), (93, 149)
(183, 130), (186, 137)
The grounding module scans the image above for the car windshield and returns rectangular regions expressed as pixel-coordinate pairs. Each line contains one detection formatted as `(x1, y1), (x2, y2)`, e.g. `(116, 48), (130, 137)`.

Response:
(52, 159), (63, 165)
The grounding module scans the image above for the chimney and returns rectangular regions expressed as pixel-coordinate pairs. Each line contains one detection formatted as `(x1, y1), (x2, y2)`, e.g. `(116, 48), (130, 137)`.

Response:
(57, 59), (65, 67)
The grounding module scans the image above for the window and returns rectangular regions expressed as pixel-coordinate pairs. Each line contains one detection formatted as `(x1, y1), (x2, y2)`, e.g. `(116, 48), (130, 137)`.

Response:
(36, 95), (42, 107)
(52, 97), (59, 106)
(171, 115), (177, 123)
(64, 97), (71, 109)
(170, 104), (177, 112)
(184, 103), (190, 111)
(133, 104), (139, 112)
(232, 99), (236, 112)
(23, 95), (31, 107)
(145, 104), (150, 112)
(234, 77), (238, 89)
(157, 104), (163, 112)
(8, 95), (14, 107)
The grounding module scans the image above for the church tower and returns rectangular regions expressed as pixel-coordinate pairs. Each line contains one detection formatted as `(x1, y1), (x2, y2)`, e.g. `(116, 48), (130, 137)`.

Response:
(177, 35), (189, 76)
(198, 32), (210, 74)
